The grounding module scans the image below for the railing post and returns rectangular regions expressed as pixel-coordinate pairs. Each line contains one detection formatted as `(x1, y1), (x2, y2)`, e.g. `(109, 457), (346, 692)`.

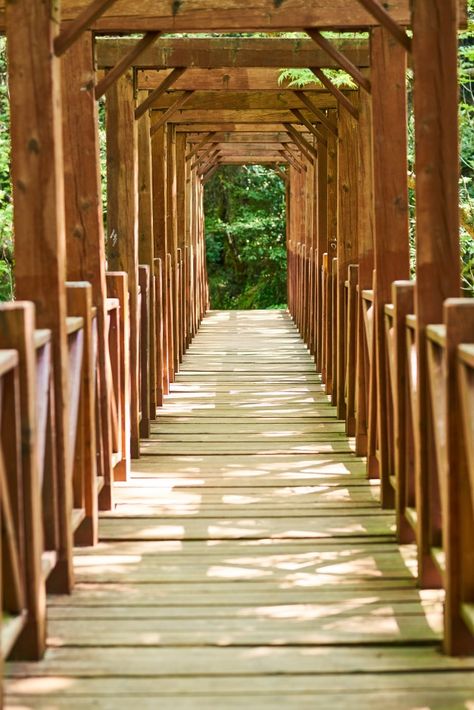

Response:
(0, 303), (46, 659)
(66, 283), (98, 547)
(139, 265), (151, 439)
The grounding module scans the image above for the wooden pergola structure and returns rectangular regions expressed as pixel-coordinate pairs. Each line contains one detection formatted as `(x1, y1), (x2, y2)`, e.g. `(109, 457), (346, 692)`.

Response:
(1, 0), (474, 698)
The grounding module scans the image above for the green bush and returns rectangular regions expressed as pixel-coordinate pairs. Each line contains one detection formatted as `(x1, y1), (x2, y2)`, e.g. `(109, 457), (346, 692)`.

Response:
(204, 165), (287, 309)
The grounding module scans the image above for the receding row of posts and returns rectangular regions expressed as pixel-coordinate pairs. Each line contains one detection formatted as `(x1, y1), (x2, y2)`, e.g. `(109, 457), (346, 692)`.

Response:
(0, 5), (208, 677)
(288, 4), (474, 657)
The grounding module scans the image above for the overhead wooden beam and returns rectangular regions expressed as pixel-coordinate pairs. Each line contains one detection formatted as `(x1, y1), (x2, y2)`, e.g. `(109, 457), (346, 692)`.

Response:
(95, 31), (161, 100)
(97, 37), (371, 70)
(294, 91), (338, 137)
(311, 68), (359, 120)
(186, 132), (216, 161)
(307, 29), (372, 94)
(135, 67), (187, 120)
(291, 108), (328, 147)
(150, 109), (336, 124)
(54, 0), (119, 56)
(150, 91), (195, 137)
(355, 0), (412, 52)
(285, 123), (318, 163)
(148, 91), (340, 112)
(13, 1), (444, 33)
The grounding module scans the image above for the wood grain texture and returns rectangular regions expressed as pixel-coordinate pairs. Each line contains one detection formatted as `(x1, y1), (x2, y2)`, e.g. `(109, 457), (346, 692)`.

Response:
(6, 310), (472, 706)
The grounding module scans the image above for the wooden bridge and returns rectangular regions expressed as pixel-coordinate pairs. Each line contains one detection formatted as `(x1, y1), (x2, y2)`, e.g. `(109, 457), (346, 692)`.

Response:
(1, 1), (474, 707)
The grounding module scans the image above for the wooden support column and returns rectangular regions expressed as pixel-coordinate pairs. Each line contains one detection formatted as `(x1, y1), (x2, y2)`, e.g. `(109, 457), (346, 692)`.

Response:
(152, 124), (170, 396)
(176, 132), (187, 360)
(61, 31), (114, 510)
(137, 92), (157, 419)
(371, 26), (410, 507)
(167, 124), (178, 377)
(106, 71), (140, 461)
(336, 98), (359, 420)
(7, 0), (74, 593)
(355, 87), (374, 456)
(324, 114), (338, 394)
(315, 133), (328, 372)
(411, 0), (461, 586)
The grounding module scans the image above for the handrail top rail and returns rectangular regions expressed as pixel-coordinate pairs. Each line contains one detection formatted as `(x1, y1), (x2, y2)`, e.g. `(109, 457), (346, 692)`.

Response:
(384, 304), (394, 317)
(0, 349), (19, 377)
(406, 314), (417, 329)
(426, 324), (447, 348)
(66, 316), (84, 336)
(458, 343), (474, 368)
(106, 297), (120, 312)
(34, 329), (52, 350)
(361, 289), (374, 303)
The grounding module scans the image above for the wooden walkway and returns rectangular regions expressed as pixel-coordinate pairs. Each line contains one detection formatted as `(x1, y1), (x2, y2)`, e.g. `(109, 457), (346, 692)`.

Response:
(6, 311), (474, 709)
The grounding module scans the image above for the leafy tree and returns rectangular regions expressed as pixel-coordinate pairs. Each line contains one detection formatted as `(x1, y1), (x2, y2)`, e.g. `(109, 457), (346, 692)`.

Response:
(204, 165), (287, 309)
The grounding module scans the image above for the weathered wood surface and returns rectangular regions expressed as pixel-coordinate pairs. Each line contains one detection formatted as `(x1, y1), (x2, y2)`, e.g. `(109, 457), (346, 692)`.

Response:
(2, 1), (457, 32)
(6, 311), (473, 708)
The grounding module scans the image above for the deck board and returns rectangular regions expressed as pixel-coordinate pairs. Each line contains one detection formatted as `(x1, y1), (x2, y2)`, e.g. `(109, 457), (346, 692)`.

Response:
(6, 310), (474, 708)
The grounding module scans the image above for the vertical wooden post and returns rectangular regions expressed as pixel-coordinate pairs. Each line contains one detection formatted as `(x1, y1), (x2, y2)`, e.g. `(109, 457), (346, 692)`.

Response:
(355, 89), (374, 456)
(412, 0), (460, 585)
(167, 124), (179, 374)
(7, 0), (73, 593)
(152, 124), (170, 395)
(106, 71), (140, 461)
(61, 31), (114, 511)
(444, 300), (474, 655)
(336, 99), (358, 420)
(371, 26), (410, 508)
(325, 120), (338, 393)
(66, 282), (98, 547)
(137, 92), (156, 419)
(316, 135), (328, 372)
(176, 132), (187, 361)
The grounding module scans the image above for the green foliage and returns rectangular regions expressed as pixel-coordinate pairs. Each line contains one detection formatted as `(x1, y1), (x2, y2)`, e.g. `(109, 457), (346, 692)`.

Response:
(204, 165), (287, 309)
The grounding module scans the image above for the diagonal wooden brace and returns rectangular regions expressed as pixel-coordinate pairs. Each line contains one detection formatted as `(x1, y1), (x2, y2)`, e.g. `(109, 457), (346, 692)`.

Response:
(291, 108), (328, 147)
(135, 67), (187, 120)
(54, 0), (119, 57)
(307, 29), (371, 93)
(293, 91), (338, 137)
(150, 91), (195, 137)
(310, 68), (359, 120)
(186, 133), (216, 162)
(356, 0), (412, 52)
(285, 123), (318, 163)
(95, 32), (161, 100)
